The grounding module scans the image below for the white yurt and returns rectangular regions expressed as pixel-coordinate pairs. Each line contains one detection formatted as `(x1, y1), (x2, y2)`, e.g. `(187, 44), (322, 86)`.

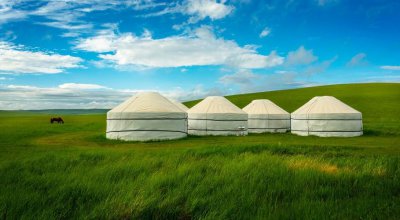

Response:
(291, 96), (363, 137)
(106, 92), (187, 141)
(168, 99), (189, 133)
(243, 99), (290, 133)
(187, 96), (248, 136)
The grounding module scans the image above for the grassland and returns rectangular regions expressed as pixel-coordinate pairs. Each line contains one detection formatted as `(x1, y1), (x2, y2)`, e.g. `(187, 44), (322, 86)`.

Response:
(0, 83), (399, 219)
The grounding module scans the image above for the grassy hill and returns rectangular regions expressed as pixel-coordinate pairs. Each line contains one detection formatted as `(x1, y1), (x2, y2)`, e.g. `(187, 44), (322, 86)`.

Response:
(0, 83), (399, 219)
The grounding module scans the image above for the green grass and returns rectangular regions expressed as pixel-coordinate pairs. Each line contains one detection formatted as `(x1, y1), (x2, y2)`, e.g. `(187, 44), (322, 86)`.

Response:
(0, 83), (399, 219)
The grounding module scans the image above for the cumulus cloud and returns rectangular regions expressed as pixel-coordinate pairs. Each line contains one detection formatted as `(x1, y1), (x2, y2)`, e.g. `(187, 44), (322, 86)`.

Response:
(144, 0), (234, 23)
(186, 0), (234, 22)
(0, 41), (82, 74)
(347, 53), (367, 67)
(285, 46), (318, 66)
(76, 26), (284, 69)
(75, 34), (116, 53)
(259, 27), (271, 38)
(380, 66), (400, 71)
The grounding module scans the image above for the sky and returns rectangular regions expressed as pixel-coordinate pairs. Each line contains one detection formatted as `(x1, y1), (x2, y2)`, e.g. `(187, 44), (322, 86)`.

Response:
(0, 0), (399, 110)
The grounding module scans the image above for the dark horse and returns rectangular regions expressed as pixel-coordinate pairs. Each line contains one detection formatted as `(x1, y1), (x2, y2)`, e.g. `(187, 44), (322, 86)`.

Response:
(50, 117), (64, 124)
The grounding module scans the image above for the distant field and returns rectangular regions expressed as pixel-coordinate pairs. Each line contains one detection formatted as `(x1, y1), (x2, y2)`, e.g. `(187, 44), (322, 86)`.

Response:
(0, 83), (399, 219)
(0, 109), (108, 116)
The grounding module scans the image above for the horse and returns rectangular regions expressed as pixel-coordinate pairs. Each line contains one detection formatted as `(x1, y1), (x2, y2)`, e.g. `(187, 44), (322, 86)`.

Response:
(50, 117), (64, 124)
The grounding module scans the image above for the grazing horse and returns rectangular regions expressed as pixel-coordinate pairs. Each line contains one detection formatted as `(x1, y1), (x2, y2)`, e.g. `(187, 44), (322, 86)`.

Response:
(50, 117), (64, 124)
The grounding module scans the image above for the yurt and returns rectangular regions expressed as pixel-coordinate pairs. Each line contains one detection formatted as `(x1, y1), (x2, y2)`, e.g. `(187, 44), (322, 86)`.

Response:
(187, 96), (248, 136)
(106, 92), (187, 141)
(243, 99), (290, 133)
(291, 96), (363, 137)
(168, 99), (189, 133)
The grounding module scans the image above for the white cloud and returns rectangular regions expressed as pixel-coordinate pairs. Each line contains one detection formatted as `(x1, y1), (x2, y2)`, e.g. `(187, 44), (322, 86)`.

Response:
(76, 26), (284, 69)
(30, 1), (94, 36)
(347, 53), (367, 67)
(7, 85), (38, 90)
(143, 0), (234, 23)
(141, 28), (152, 39)
(58, 83), (108, 90)
(286, 46), (318, 66)
(259, 27), (271, 38)
(2, 0), (231, 37)
(75, 33), (116, 53)
(380, 66), (400, 71)
(0, 41), (82, 74)
(38, 21), (93, 31)
(1, 0), (164, 36)
(186, 0), (234, 21)
(0, 84), (125, 110)
(0, 4), (27, 24)
(0, 83), (222, 110)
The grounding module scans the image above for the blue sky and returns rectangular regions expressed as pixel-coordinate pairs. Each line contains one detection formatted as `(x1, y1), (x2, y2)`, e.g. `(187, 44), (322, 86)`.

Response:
(0, 0), (399, 109)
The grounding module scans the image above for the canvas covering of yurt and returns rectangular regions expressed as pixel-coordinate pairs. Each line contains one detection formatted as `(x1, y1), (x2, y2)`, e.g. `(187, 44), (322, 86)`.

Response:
(106, 92), (187, 141)
(168, 99), (189, 133)
(187, 96), (248, 136)
(243, 99), (290, 133)
(291, 96), (363, 137)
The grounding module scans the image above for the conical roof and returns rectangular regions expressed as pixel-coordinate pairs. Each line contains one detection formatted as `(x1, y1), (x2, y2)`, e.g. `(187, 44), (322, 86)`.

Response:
(188, 96), (245, 114)
(292, 96), (360, 115)
(109, 92), (185, 113)
(243, 99), (289, 115)
(290, 96), (363, 137)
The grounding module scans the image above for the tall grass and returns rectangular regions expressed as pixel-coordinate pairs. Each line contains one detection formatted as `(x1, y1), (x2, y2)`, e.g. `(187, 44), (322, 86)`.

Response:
(0, 83), (399, 219)
(1, 142), (399, 219)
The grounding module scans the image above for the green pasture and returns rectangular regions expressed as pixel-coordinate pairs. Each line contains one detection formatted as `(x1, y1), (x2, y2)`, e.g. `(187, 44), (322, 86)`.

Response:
(0, 83), (399, 219)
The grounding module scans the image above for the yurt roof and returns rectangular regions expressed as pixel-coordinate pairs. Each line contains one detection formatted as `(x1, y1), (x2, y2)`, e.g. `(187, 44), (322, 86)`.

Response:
(109, 92), (185, 113)
(292, 96), (360, 114)
(188, 96), (245, 114)
(243, 99), (289, 115)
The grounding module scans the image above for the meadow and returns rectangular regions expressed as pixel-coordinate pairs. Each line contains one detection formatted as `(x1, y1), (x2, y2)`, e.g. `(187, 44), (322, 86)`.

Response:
(0, 83), (399, 219)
